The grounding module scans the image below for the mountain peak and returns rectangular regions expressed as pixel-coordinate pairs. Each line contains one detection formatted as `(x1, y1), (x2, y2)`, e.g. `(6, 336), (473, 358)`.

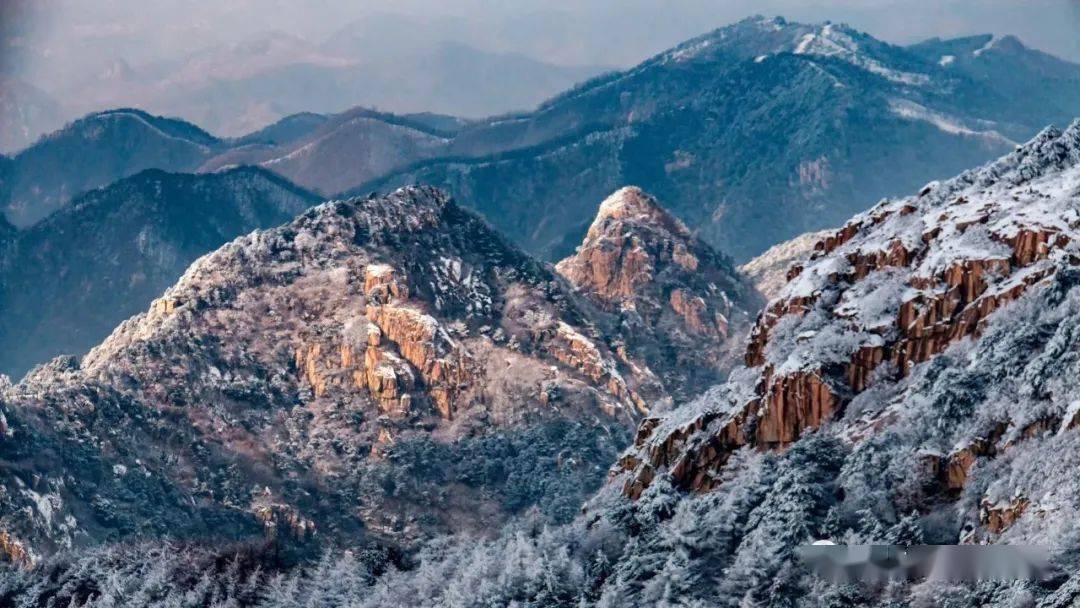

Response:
(591, 186), (688, 237)
(557, 188), (761, 400)
(924, 118), (1080, 202)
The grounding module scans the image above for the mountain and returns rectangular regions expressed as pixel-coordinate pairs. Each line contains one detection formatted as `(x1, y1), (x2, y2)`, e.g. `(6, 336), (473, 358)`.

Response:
(909, 34), (1080, 132)
(200, 108), (456, 196)
(2, 125), (1079, 605)
(2, 106), (463, 225)
(1, 109), (223, 226)
(184, 121), (1080, 608)
(0, 77), (63, 154)
(0, 185), (755, 562)
(231, 111), (332, 147)
(556, 186), (761, 400)
(605, 121), (1080, 603)
(358, 17), (1080, 262)
(0, 167), (320, 379)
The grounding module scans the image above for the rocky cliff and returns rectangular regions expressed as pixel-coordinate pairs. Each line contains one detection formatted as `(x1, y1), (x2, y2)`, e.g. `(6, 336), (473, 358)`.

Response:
(556, 187), (762, 403)
(618, 119), (1080, 550)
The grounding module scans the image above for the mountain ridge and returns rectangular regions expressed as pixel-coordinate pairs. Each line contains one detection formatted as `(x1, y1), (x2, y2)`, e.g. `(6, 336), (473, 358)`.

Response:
(351, 16), (1080, 262)
(0, 166), (321, 379)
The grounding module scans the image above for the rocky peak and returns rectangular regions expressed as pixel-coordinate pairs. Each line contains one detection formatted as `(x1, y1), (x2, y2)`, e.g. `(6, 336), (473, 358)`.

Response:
(0, 186), (686, 559)
(556, 187), (762, 403)
(618, 121), (1080, 521)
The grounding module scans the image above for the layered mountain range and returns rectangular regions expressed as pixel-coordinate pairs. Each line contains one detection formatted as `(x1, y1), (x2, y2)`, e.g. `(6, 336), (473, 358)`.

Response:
(0, 185), (756, 562)
(360, 17), (1080, 262)
(0, 167), (320, 378)
(7, 17), (1079, 264)
(0, 16), (1078, 606)
(1, 109), (224, 226)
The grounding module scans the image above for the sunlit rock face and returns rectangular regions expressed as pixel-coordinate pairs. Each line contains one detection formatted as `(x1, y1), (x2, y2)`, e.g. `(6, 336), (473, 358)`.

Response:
(557, 186), (762, 406)
(618, 122), (1080, 548)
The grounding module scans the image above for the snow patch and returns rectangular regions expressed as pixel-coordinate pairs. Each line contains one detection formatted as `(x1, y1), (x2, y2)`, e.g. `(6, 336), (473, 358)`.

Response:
(888, 99), (1016, 146)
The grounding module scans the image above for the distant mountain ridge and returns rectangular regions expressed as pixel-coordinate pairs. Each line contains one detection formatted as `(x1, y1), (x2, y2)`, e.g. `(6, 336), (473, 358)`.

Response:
(356, 16), (1080, 262)
(1, 108), (225, 225)
(0, 166), (320, 378)
(0, 106), (461, 226)
(9, 17), (1079, 263)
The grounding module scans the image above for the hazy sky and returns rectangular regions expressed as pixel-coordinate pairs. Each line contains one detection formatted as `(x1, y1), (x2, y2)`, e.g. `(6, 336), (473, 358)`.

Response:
(4, 0), (1080, 81)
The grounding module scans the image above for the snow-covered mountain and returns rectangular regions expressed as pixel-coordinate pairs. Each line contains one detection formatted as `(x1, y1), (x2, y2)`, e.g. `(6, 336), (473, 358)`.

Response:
(6, 124), (1080, 607)
(175, 120), (1080, 608)
(362, 16), (1080, 262)
(601, 120), (1080, 604)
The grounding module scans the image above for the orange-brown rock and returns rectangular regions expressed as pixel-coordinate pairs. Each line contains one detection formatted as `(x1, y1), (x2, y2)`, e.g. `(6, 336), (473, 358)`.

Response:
(754, 371), (840, 446)
(556, 186), (761, 402)
(549, 322), (647, 415)
(0, 531), (30, 565)
(980, 497), (1029, 534)
(366, 304), (473, 419)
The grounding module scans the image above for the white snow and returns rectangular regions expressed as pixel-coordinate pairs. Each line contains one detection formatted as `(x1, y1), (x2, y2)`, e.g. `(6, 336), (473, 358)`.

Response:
(888, 99), (1017, 146)
(791, 24), (929, 86)
(973, 35), (999, 57)
(939, 54), (956, 67)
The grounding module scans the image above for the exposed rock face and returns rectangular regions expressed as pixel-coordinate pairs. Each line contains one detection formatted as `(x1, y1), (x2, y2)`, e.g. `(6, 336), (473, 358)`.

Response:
(0, 186), (673, 561)
(556, 187), (762, 403)
(617, 121), (1080, 545)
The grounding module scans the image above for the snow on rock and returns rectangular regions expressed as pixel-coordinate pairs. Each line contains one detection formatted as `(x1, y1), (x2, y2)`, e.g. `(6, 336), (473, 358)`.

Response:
(0, 185), (698, 560)
(619, 119), (1080, 538)
(739, 229), (833, 300)
(888, 98), (1016, 146)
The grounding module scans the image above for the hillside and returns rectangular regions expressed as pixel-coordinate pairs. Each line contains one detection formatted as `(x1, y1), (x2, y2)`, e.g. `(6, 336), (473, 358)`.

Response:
(1, 109), (223, 226)
(359, 17), (1080, 262)
(0, 167), (320, 378)
(201, 108), (455, 195)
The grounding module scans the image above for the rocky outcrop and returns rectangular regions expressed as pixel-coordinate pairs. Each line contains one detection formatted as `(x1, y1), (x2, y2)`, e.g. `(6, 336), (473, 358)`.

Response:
(620, 122), (1080, 501)
(556, 187), (762, 402)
